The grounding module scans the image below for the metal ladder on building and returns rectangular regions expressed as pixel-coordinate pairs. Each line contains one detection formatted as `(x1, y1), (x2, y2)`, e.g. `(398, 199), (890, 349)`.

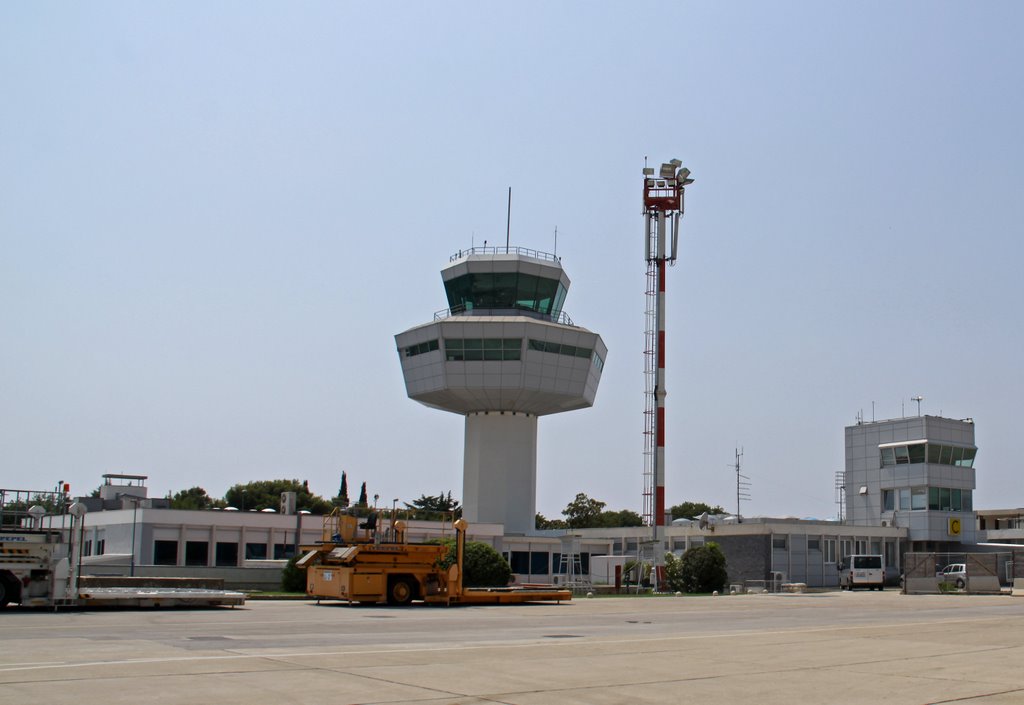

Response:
(557, 534), (592, 594)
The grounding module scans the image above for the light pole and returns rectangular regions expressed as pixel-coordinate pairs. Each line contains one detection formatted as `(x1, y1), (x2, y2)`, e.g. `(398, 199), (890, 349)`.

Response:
(68, 502), (88, 599)
(912, 395), (924, 416)
(117, 494), (140, 577)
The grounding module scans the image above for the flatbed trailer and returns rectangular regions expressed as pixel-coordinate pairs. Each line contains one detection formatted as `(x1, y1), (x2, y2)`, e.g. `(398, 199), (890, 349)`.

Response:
(452, 586), (572, 604)
(300, 515), (570, 606)
(75, 587), (246, 608)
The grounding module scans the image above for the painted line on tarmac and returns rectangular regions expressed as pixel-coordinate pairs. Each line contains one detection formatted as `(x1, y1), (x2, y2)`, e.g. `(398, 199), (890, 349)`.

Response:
(0, 614), (1015, 676)
(0, 662), (66, 668)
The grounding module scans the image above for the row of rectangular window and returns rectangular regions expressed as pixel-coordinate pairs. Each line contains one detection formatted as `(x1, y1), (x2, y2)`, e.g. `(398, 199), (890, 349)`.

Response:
(402, 337), (604, 370)
(881, 487), (973, 512)
(152, 540), (297, 566)
(404, 339), (439, 357)
(879, 443), (977, 468)
(774, 537), (835, 554)
(529, 338), (604, 371)
(82, 539), (106, 557)
(772, 537), (882, 562)
(506, 550), (591, 575)
(445, 338), (522, 361)
(528, 338), (593, 358)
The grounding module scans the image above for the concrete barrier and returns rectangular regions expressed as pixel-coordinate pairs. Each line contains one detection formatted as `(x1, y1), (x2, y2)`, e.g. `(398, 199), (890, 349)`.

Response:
(968, 576), (1002, 594)
(904, 576), (941, 594)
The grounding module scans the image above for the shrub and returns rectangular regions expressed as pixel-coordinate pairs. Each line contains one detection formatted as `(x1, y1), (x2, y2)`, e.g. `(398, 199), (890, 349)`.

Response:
(664, 542), (728, 593)
(429, 539), (511, 588)
(281, 555), (306, 593)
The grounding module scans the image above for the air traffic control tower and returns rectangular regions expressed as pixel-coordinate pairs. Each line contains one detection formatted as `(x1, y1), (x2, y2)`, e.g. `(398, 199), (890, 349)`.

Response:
(395, 247), (606, 534)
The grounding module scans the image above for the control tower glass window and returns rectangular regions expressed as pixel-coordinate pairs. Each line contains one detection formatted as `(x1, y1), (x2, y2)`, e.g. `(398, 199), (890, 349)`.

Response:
(444, 338), (522, 361)
(444, 273), (566, 318)
(881, 442), (977, 468)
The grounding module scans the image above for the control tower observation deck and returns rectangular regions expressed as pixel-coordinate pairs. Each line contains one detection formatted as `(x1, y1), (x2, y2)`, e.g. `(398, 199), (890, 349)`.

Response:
(395, 246), (607, 534)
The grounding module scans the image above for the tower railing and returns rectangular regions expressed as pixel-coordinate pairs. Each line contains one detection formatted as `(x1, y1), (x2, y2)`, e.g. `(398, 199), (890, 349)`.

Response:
(449, 246), (560, 263)
(434, 305), (575, 327)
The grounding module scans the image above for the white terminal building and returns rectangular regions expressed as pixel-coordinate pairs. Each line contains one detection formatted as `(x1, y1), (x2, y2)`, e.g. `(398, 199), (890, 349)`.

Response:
(394, 246), (607, 534)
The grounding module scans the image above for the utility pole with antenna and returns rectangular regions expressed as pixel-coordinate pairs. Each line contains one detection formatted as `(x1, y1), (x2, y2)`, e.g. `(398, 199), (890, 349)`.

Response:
(733, 447), (750, 522)
(505, 187), (511, 253)
(835, 471), (846, 523)
(912, 395), (923, 416)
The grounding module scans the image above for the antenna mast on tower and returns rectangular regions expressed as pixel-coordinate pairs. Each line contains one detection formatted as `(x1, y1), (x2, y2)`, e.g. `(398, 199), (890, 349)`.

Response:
(641, 158), (694, 537)
(733, 447), (750, 521)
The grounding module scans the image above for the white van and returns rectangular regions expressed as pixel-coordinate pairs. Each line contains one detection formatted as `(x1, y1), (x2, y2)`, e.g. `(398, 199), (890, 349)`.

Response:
(837, 554), (884, 590)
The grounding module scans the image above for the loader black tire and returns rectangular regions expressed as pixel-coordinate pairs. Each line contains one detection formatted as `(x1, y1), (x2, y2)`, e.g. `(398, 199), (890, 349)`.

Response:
(387, 576), (415, 606)
(0, 573), (16, 608)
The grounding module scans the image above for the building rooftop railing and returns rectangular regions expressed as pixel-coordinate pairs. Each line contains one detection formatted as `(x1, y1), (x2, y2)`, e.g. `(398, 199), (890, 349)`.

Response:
(448, 246), (560, 263)
(1, 487), (67, 526)
(434, 305), (575, 327)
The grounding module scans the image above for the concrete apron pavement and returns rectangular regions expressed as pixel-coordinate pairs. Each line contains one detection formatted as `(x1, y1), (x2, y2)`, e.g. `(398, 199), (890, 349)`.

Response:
(1, 591), (1023, 705)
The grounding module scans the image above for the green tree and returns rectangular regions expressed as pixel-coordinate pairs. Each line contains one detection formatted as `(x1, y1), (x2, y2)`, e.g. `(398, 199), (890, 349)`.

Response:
(431, 538), (512, 588)
(669, 501), (726, 520)
(357, 482), (368, 507)
(404, 491), (461, 519)
(562, 493), (607, 528)
(665, 542), (728, 593)
(224, 479), (333, 515)
(406, 491), (459, 512)
(535, 513), (567, 530)
(557, 494), (642, 528)
(596, 509), (644, 527)
(336, 471), (350, 508)
(169, 487), (222, 510)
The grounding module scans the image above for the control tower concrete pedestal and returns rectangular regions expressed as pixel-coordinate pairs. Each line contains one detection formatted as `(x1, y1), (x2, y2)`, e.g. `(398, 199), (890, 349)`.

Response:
(395, 247), (606, 534)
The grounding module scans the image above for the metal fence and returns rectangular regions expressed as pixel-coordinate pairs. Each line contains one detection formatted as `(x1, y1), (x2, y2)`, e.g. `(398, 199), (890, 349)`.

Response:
(903, 551), (1015, 593)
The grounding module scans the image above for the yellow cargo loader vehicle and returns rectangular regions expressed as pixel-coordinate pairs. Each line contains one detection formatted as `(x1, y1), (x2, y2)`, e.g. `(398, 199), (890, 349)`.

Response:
(299, 514), (570, 606)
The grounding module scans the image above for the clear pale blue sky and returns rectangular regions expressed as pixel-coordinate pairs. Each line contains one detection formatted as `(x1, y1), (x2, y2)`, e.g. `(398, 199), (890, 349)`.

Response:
(2, 2), (1022, 520)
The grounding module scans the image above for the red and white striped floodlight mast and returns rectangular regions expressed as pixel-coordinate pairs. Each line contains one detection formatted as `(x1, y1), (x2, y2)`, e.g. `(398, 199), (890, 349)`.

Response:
(642, 159), (694, 540)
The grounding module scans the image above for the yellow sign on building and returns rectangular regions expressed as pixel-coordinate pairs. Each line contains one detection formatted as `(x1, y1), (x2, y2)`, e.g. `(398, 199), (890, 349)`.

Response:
(948, 517), (962, 536)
